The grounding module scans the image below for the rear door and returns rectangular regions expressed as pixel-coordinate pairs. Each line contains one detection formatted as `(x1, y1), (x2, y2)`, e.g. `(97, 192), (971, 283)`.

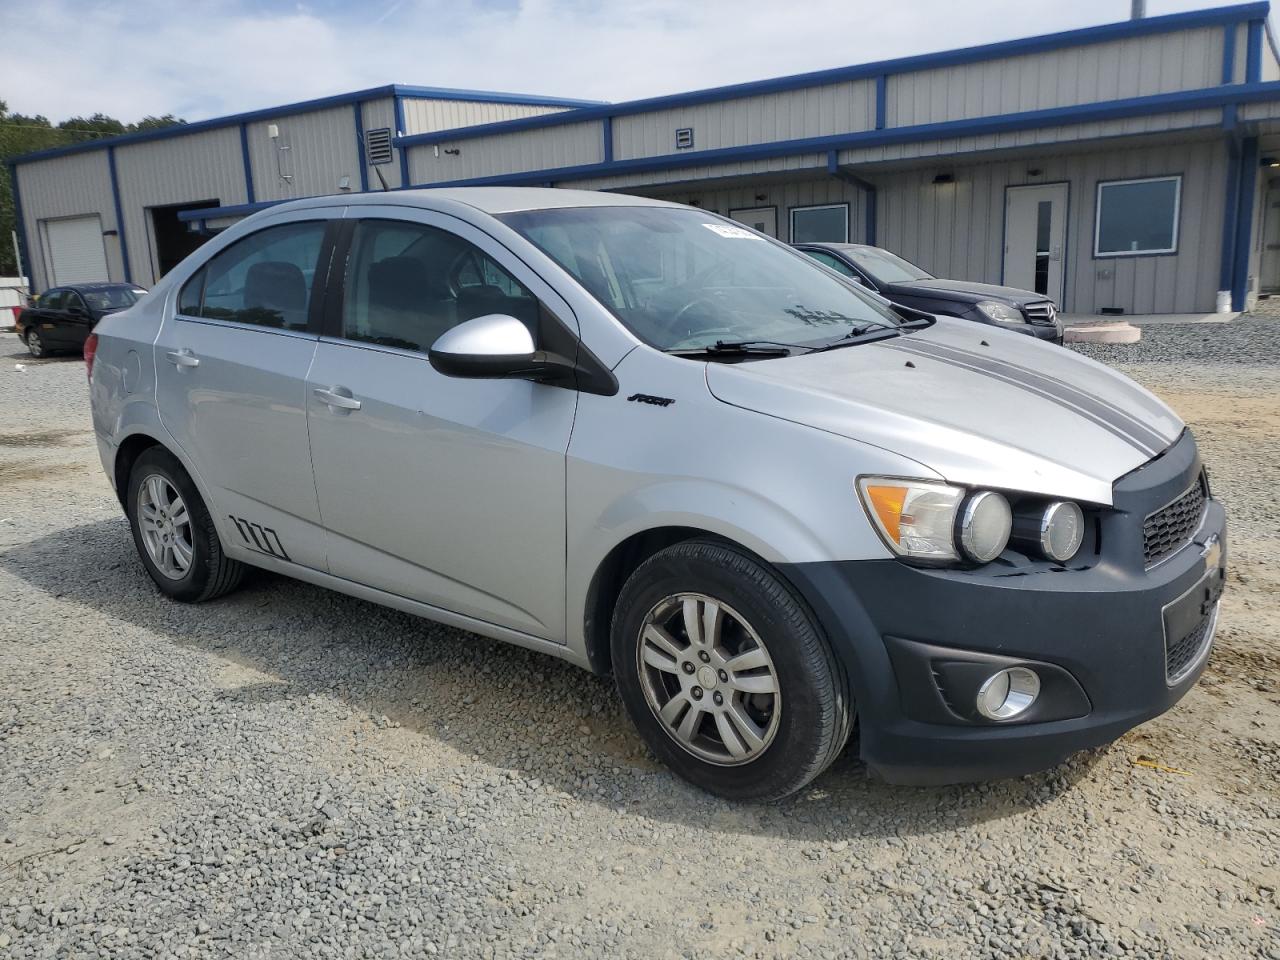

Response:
(155, 211), (341, 572)
(305, 208), (577, 639)
(61, 290), (95, 347)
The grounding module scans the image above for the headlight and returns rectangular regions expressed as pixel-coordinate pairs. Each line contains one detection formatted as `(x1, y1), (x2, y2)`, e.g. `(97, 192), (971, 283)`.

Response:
(975, 301), (1024, 324)
(958, 491), (1012, 563)
(1013, 500), (1085, 563)
(857, 478), (963, 562)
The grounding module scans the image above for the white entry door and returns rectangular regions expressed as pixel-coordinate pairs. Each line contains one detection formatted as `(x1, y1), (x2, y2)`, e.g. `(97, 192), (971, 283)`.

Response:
(1259, 181), (1280, 294)
(728, 206), (778, 238)
(43, 215), (110, 285)
(1003, 184), (1068, 304)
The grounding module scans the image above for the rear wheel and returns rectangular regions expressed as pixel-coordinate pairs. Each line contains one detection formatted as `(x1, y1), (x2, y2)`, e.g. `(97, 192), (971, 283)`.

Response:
(126, 447), (245, 602)
(25, 330), (46, 358)
(611, 539), (853, 801)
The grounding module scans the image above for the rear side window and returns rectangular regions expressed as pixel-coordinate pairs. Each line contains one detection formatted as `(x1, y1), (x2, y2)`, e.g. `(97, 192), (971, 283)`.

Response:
(803, 250), (858, 277)
(178, 221), (327, 330)
(340, 219), (538, 353)
(39, 289), (66, 309)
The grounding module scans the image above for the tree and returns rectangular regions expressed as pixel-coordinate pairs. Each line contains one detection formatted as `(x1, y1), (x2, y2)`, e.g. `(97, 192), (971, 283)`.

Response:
(0, 99), (185, 276)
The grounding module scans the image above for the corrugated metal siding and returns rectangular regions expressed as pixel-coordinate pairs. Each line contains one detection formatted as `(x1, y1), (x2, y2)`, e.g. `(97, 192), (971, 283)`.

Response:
(115, 127), (247, 284)
(613, 81), (875, 161)
(14, 151), (118, 290)
(400, 99), (569, 135)
(361, 98), (401, 189)
(245, 105), (361, 202)
(874, 138), (1226, 314)
(409, 121), (603, 184)
(1233, 23), (1250, 82)
(839, 109), (1222, 165)
(555, 154), (828, 192)
(887, 28), (1223, 127)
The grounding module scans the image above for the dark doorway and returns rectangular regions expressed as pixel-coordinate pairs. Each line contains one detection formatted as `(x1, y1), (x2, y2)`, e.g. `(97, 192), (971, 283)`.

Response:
(150, 199), (219, 278)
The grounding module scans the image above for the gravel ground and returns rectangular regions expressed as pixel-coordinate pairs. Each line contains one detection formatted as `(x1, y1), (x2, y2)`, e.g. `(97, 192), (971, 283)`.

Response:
(0, 321), (1277, 960)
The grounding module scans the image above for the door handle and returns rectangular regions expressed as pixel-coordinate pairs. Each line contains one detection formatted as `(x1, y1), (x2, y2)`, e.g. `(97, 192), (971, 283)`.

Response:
(313, 387), (362, 411)
(166, 349), (200, 368)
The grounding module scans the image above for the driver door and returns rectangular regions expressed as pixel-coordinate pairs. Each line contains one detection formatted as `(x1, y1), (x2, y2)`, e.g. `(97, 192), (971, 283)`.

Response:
(305, 208), (578, 640)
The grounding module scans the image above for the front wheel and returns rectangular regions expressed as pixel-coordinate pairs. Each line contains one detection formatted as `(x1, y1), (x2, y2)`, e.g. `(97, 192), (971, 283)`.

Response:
(126, 447), (246, 602)
(611, 540), (853, 801)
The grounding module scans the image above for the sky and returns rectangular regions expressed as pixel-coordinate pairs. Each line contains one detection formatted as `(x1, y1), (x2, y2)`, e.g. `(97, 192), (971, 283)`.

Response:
(0, 0), (1262, 124)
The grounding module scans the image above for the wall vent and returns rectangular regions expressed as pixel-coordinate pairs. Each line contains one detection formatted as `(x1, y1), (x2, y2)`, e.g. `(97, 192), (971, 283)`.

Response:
(675, 128), (694, 150)
(365, 128), (393, 166)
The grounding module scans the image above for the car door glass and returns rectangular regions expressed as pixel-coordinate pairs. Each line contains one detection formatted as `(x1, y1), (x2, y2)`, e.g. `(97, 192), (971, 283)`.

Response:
(183, 221), (326, 330)
(39, 290), (66, 311)
(341, 219), (539, 353)
(805, 250), (858, 278)
(65, 292), (87, 315)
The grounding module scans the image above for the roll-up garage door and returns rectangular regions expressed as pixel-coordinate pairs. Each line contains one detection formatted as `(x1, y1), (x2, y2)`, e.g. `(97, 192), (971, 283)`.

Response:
(44, 215), (110, 285)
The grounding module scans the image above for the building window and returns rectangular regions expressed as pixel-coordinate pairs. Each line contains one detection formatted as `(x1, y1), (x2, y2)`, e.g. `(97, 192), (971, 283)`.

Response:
(790, 204), (849, 244)
(1094, 176), (1181, 257)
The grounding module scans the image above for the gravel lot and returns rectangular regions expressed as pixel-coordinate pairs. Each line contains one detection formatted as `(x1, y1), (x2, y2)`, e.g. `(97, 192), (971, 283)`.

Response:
(1, 318), (1277, 960)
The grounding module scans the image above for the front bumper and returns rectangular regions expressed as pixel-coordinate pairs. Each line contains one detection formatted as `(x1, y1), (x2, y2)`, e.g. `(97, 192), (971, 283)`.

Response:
(781, 432), (1226, 785)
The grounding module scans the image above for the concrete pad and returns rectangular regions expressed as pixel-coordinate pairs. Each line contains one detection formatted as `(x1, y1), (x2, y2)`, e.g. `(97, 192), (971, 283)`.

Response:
(1061, 312), (1237, 327)
(1063, 321), (1141, 344)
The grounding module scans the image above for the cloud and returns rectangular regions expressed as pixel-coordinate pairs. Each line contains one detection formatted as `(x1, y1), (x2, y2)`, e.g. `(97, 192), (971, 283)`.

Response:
(1, 0), (1246, 123)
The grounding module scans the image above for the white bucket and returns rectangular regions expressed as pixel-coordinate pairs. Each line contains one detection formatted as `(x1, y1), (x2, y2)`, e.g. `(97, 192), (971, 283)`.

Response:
(1215, 290), (1232, 313)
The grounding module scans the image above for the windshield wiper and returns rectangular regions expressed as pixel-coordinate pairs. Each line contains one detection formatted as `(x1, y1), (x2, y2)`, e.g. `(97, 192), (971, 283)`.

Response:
(811, 325), (904, 352)
(669, 339), (805, 359)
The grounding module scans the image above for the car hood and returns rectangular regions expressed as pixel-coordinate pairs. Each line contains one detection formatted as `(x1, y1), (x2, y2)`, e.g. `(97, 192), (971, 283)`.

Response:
(704, 319), (1182, 505)
(884, 278), (1048, 306)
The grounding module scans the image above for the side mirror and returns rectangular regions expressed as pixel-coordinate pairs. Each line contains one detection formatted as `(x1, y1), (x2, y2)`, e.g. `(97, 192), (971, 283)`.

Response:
(428, 314), (569, 382)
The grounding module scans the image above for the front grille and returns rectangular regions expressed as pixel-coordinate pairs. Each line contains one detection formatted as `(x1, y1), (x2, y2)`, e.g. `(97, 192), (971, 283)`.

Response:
(1143, 474), (1207, 567)
(1022, 301), (1058, 326)
(1166, 606), (1216, 684)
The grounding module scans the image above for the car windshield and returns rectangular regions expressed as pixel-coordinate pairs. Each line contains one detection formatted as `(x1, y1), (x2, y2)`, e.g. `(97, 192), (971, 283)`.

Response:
(498, 206), (905, 352)
(81, 287), (143, 311)
(843, 247), (934, 284)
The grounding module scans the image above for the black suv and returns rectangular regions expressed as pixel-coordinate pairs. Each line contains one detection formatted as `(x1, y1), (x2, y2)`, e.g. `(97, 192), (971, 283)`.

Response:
(17, 283), (147, 358)
(795, 242), (1062, 344)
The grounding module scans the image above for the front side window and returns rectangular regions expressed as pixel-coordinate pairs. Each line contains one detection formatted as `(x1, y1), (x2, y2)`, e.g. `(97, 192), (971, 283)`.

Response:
(499, 206), (902, 352)
(802, 250), (858, 278)
(179, 221), (326, 330)
(341, 219), (538, 353)
(790, 204), (849, 244)
(1094, 176), (1181, 257)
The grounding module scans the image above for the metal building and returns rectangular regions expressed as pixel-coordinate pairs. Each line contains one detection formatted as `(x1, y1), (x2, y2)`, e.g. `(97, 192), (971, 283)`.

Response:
(11, 2), (1280, 315)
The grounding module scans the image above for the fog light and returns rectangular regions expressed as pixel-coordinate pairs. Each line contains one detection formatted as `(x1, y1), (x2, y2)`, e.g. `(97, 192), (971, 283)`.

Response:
(975, 667), (1040, 720)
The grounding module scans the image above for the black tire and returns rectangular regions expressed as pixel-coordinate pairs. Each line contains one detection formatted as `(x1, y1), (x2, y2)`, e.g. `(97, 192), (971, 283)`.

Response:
(25, 330), (47, 358)
(611, 539), (854, 801)
(125, 446), (246, 602)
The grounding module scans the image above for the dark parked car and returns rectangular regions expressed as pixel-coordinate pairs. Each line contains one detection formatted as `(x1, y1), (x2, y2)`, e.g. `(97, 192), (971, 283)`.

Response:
(18, 283), (148, 358)
(795, 243), (1063, 344)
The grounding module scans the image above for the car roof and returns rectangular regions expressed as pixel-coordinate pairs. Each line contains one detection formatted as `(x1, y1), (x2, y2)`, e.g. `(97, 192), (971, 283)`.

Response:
(269, 186), (686, 216)
(59, 282), (145, 291)
(796, 242), (875, 252)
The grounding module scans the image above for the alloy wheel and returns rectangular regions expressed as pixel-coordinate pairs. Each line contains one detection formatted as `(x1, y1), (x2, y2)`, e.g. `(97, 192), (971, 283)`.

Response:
(636, 593), (781, 765)
(137, 474), (194, 580)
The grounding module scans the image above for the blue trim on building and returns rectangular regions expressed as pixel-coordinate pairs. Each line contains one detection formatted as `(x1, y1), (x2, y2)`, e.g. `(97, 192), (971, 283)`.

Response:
(1219, 138), (1242, 294)
(602, 116), (614, 163)
(106, 147), (132, 283)
(1231, 136), (1260, 309)
(395, 2), (1271, 150)
(239, 123), (255, 204)
(8, 83), (607, 167)
(401, 82), (1280, 190)
(1224, 22), (1239, 83)
(6, 161), (31, 290)
(875, 75), (887, 130)
(393, 95), (410, 186)
(353, 103), (369, 193)
(1247, 19), (1264, 81)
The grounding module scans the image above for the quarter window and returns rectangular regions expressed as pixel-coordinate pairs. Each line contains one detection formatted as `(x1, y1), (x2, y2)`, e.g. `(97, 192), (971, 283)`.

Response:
(340, 219), (538, 354)
(179, 221), (327, 330)
(1094, 176), (1181, 257)
(790, 204), (849, 244)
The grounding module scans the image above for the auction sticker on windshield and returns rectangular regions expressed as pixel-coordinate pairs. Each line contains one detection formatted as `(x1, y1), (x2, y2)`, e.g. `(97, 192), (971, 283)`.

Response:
(702, 223), (764, 240)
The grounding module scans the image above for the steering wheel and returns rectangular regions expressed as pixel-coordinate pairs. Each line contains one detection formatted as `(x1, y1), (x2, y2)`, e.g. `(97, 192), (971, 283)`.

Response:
(666, 296), (727, 337)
